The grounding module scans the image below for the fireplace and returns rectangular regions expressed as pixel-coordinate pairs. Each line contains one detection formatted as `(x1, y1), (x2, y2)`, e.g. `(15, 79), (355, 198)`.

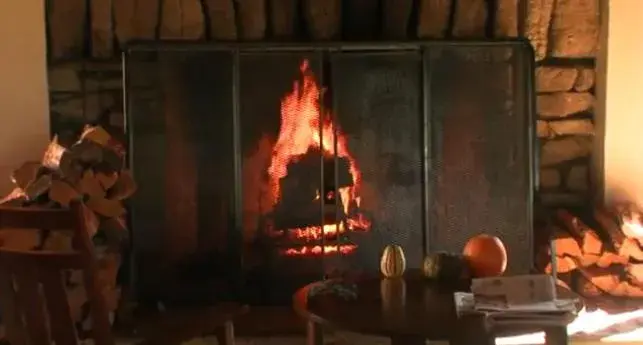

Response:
(124, 42), (536, 305)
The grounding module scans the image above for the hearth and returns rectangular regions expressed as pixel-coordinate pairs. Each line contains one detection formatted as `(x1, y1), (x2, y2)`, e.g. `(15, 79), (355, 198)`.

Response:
(124, 42), (536, 305)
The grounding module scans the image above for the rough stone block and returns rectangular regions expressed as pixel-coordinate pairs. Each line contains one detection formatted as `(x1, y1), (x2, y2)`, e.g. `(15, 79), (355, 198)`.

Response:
(270, 0), (298, 39)
(48, 0), (87, 59)
(549, 0), (599, 57)
(540, 137), (592, 166)
(548, 119), (594, 137)
(91, 0), (114, 58)
(452, 0), (487, 37)
(540, 192), (586, 207)
(160, 0), (206, 39)
(113, 0), (160, 45)
(537, 120), (551, 138)
(567, 165), (589, 191)
(540, 168), (561, 189)
(524, 0), (555, 61)
(236, 0), (267, 40)
(537, 92), (594, 118)
(50, 97), (85, 120)
(416, 0), (451, 38)
(495, 0), (519, 37)
(205, 0), (237, 40)
(574, 68), (595, 91)
(303, 0), (341, 40)
(536, 67), (578, 92)
(48, 64), (82, 92)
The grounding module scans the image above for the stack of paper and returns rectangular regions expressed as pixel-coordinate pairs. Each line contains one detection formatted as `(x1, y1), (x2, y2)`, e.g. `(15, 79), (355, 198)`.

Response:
(454, 274), (579, 327)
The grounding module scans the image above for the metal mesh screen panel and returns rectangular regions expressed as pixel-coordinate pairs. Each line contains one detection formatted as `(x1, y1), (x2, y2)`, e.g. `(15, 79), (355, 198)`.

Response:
(426, 46), (533, 274)
(330, 51), (423, 273)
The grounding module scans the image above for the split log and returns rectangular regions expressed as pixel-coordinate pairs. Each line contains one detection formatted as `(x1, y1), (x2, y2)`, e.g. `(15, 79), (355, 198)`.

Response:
(593, 207), (624, 252)
(113, 0), (160, 46)
(303, 0), (341, 40)
(545, 255), (577, 274)
(555, 209), (589, 240)
(551, 234), (582, 258)
(576, 265), (643, 297)
(86, 197), (126, 219)
(381, 0), (413, 39)
(107, 170), (137, 201)
(47, 0), (87, 59)
(160, 0), (206, 39)
(0, 188), (27, 206)
(11, 162), (43, 190)
(0, 125), (135, 335)
(494, 0), (519, 37)
(24, 175), (53, 201)
(451, 0), (487, 38)
(582, 229), (602, 255)
(96, 172), (119, 191)
(343, 0), (379, 40)
(596, 252), (628, 268)
(49, 180), (81, 207)
(78, 170), (106, 198)
(270, 0), (298, 39)
(619, 238), (643, 262)
(524, 0), (555, 61)
(204, 0), (237, 40)
(236, 0), (267, 40)
(91, 0), (114, 58)
(416, 0), (451, 38)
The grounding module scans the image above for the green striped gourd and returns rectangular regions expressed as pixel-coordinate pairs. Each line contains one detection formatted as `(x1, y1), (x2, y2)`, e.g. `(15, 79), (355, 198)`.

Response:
(380, 245), (406, 278)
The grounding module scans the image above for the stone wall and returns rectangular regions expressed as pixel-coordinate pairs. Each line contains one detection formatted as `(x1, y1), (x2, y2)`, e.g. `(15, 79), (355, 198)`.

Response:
(45, 0), (600, 207)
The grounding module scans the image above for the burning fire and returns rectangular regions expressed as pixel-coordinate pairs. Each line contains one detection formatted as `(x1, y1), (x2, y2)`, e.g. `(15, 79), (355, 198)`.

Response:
(267, 60), (371, 255)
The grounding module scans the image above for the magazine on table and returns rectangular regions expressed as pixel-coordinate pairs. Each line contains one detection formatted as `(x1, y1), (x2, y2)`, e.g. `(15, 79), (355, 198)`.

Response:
(454, 274), (579, 327)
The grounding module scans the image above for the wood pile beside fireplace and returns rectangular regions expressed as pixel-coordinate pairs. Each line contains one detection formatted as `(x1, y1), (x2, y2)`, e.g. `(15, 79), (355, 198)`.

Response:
(540, 203), (643, 298)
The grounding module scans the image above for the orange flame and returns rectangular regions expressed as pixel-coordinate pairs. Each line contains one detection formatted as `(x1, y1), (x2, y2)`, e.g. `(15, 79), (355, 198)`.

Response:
(268, 60), (370, 255)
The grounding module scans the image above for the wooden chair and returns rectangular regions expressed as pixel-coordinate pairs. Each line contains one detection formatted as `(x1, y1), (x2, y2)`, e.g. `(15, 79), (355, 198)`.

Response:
(0, 201), (248, 345)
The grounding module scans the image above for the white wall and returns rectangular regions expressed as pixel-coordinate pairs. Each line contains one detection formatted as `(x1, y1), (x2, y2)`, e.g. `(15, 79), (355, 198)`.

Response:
(599, 0), (643, 206)
(0, 0), (51, 195)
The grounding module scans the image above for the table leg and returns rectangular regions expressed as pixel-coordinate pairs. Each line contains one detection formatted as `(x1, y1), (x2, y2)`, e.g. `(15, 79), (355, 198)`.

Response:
(390, 335), (426, 345)
(215, 321), (235, 345)
(306, 321), (323, 345)
(449, 315), (494, 345)
(545, 326), (568, 345)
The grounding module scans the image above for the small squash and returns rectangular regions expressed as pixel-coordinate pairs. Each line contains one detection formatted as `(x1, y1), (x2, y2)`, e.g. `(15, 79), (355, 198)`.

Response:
(380, 245), (406, 278)
(422, 252), (470, 281)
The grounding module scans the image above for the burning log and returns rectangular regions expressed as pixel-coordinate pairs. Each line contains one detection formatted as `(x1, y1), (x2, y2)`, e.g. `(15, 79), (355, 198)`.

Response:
(0, 125), (135, 329)
(545, 203), (643, 298)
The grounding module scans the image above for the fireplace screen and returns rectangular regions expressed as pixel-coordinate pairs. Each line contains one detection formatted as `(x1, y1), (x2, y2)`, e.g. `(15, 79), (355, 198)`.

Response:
(125, 42), (535, 304)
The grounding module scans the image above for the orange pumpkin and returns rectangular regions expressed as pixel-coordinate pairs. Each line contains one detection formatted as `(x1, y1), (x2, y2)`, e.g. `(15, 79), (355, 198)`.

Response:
(462, 234), (507, 277)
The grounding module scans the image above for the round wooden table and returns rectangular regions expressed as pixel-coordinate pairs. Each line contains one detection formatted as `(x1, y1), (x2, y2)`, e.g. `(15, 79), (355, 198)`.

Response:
(293, 272), (576, 345)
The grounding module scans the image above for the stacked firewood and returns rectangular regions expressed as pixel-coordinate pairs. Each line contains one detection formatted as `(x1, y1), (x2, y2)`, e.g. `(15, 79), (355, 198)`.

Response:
(1, 125), (135, 242)
(0, 125), (135, 326)
(545, 204), (643, 298)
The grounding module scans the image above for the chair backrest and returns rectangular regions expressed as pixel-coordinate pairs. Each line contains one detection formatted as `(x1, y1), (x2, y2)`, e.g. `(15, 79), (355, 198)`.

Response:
(0, 201), (114, 345)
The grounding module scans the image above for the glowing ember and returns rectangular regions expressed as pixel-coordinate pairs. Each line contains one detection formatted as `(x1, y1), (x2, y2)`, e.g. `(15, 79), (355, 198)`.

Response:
(283, 245), (357, 256)
(268, 60), (371, 255)
(496, 308), (643, 344)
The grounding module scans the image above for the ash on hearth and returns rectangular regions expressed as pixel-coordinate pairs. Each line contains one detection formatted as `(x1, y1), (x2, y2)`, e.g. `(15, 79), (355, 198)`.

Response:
(0, 125), (136, 330)
(540, 204), (643, 297)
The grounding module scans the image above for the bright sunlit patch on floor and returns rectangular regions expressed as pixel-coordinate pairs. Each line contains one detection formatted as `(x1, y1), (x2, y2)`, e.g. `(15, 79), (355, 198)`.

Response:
(495, 308), (643, 345)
